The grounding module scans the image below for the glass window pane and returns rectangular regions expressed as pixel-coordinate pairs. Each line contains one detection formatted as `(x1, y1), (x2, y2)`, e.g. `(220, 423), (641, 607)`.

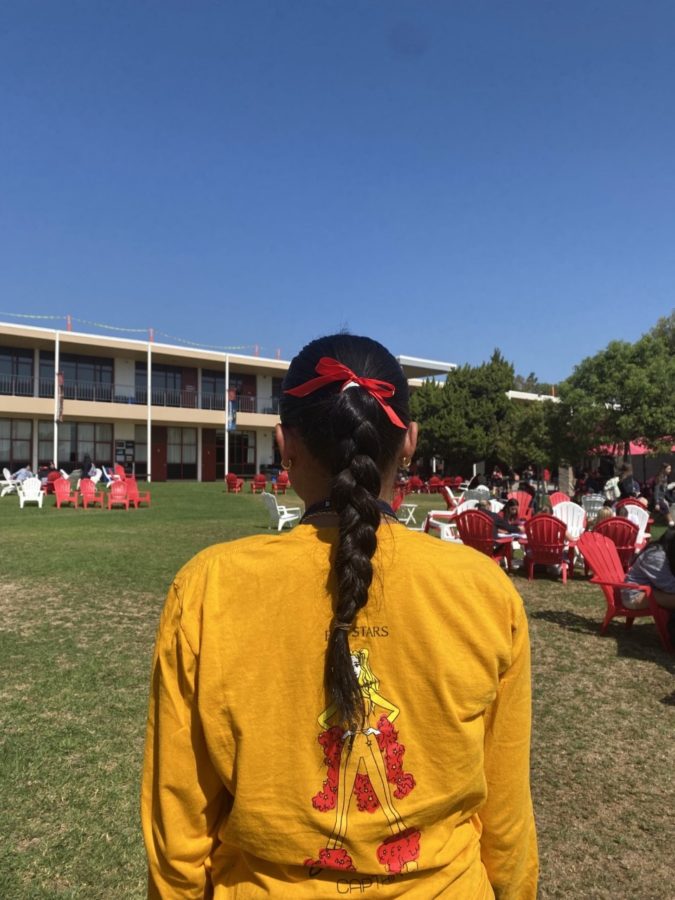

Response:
(78, 423), (94, 442)
(95, 423), (112, 441)
(39, 421), (53, 441)
(0, 419), (10, 439)
(13, 420), (32, 440)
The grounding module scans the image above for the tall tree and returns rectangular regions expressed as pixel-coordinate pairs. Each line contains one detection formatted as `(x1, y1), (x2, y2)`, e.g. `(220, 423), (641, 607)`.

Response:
(551, 330), (675, 461)
(410, 350), (514, 472)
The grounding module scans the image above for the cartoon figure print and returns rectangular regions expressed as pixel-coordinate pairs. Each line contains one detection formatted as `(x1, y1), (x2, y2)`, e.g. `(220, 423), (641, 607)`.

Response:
(305, 649), (421, 876)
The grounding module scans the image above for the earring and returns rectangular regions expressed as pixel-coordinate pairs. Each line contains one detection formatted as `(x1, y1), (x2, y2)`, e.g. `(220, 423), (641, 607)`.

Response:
(281, 459), (292, 471)
(400, 456), (411, 468)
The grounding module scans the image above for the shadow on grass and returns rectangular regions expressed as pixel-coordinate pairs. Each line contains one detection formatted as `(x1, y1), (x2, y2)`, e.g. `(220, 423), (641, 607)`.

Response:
(530, 609), (675, 674)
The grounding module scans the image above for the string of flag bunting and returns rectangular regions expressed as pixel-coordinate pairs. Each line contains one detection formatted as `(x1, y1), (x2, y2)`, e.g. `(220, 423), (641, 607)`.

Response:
(0, 312), (281, 358)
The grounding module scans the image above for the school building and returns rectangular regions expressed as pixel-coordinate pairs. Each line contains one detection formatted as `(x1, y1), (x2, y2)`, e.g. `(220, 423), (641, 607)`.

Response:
(0, 321), (455, 481)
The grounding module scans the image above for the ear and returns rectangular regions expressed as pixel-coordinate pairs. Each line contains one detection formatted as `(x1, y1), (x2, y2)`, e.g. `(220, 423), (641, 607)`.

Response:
(402, 421), (418, 460)
(275, 423), (300, 464)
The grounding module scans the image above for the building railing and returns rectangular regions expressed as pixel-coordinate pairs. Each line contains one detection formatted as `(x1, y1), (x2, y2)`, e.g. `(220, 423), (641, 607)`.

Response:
(0, 375), (280, 415)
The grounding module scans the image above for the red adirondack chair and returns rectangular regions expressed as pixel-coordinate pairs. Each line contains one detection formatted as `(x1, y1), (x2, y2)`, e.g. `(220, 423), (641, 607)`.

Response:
(225, 473), (244, 493)
(593, 517), (639, 573)
(577, 532), (673, 653)
(272, 471), (290, 495)
(441, 485), (463, 512)
(126, 475), (151, 508)
(507, 490), (534, 522)
(107, 480), (130, 510)
(428, 475), (443, 494)
(549, 491), (569, 507)
(114, 464), (127, 481)
(249, 473), (267, 494)
(53, 477), (77, 509)
(407, 476), (424, 493)
(456, 509), (512, 572)
(523, 514), (569, 583)
(77, 478), (103, 509)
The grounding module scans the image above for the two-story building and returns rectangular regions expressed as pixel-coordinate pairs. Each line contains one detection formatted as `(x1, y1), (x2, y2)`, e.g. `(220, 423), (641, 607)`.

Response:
(0, 321), (455, 480)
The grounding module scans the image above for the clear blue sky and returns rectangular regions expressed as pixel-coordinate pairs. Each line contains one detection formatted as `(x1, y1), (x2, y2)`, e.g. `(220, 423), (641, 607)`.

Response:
(1, 1), (674, 382)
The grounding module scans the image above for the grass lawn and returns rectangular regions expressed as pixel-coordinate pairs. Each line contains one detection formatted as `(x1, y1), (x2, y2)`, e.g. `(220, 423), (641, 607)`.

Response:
(1, 484), (673, 898)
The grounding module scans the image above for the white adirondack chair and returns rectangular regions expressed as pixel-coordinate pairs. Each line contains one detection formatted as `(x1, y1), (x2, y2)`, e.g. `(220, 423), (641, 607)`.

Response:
(552, 501), (586, 540)
(625, 505), (650, 549)
(453, 499), (479, 516)
(1, 467), (18, 497)
(18, 477), (44, 509)
(581, 493), (605, 523)
(261, 492), (301, 531)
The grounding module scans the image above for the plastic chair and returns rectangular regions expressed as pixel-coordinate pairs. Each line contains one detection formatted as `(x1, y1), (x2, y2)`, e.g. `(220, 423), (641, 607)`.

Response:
(78, 478), (104, 509)
(452, 499), (479, 516)
(507, 490), (534, 522)
(260, 492), (301, 531)
(407, 476), (425, 493)
(126, 475), (151, 508)
(18, 477), (44, 509)
(1, 467), (18, 497)
(577, 532), (672, 653)
(551, 501), (587, 540)
(226, 473), (244, 493)
(624, 505), (650, 550)
(593, 517), (639, 573)
(427, 475), (443, 494)
(250, 473), (267, 494)
(54, 477), (77, 509)
(581, 493), (605, 524)
(392, 490), (417, 526)
(549, 491), (570, 507)
(455, 509), (512, 571)
(107, 480), (130, 510)
(523, 514), (569, 584)
(272, 471), (290, 495)
(441, 485), (463, 512)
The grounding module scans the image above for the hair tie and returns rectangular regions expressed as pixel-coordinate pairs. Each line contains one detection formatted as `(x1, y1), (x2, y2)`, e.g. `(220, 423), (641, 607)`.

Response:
(331, 620), (353, 632)
(284, 357), (406, 429)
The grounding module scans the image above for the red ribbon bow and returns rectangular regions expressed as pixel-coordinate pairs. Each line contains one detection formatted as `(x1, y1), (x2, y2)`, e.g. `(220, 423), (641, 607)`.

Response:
(284, 357), (406, 429)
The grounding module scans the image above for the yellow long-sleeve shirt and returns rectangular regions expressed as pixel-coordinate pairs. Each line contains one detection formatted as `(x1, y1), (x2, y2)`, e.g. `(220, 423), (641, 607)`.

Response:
(142, 521), (537, 898)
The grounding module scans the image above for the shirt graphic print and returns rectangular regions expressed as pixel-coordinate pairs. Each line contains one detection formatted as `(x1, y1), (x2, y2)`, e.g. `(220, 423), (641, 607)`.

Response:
(304, 648), (420, 875)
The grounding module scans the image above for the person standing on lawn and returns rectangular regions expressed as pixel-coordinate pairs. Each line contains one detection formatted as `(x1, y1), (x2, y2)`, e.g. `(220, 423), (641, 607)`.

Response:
(142, 333), (538, 899)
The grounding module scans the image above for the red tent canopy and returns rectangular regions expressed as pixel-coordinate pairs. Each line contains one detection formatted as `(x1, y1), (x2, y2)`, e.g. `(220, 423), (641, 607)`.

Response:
(595, 440), (675, 456)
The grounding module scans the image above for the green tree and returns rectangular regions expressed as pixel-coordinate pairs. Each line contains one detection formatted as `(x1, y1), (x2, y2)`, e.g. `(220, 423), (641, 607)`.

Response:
(410, 350), (514, 472)
(551, 331), (675, 461)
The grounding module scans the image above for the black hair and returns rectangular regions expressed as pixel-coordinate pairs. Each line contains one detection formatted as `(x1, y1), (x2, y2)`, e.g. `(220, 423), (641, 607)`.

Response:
(279, 334), (410, 730)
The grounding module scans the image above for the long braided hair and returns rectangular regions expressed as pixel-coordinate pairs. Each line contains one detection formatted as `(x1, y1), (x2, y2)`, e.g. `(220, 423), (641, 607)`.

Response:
(279, 335), (410, 731)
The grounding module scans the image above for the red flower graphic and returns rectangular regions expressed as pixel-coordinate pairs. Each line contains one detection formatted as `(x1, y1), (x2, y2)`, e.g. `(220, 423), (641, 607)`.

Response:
(376, 828), (421, 874)
(304, 848), (356, 871)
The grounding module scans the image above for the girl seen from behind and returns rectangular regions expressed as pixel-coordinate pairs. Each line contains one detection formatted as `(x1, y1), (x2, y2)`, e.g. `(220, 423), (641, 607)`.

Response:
(142, 334), (538, 898)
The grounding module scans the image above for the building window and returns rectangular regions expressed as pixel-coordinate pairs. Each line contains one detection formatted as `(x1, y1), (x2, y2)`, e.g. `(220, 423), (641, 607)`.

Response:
(38, 421), (54, 465)
(201, 369), (225, 410)
(136, 362), (183, 406)
(229, 430), (256, 476)
(0, 347), (33, 396)
(167, 427), (197, 479)
(39, 351), (113, 401)
(0, 418), (32, 471)
(48, 421), (114, 469)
